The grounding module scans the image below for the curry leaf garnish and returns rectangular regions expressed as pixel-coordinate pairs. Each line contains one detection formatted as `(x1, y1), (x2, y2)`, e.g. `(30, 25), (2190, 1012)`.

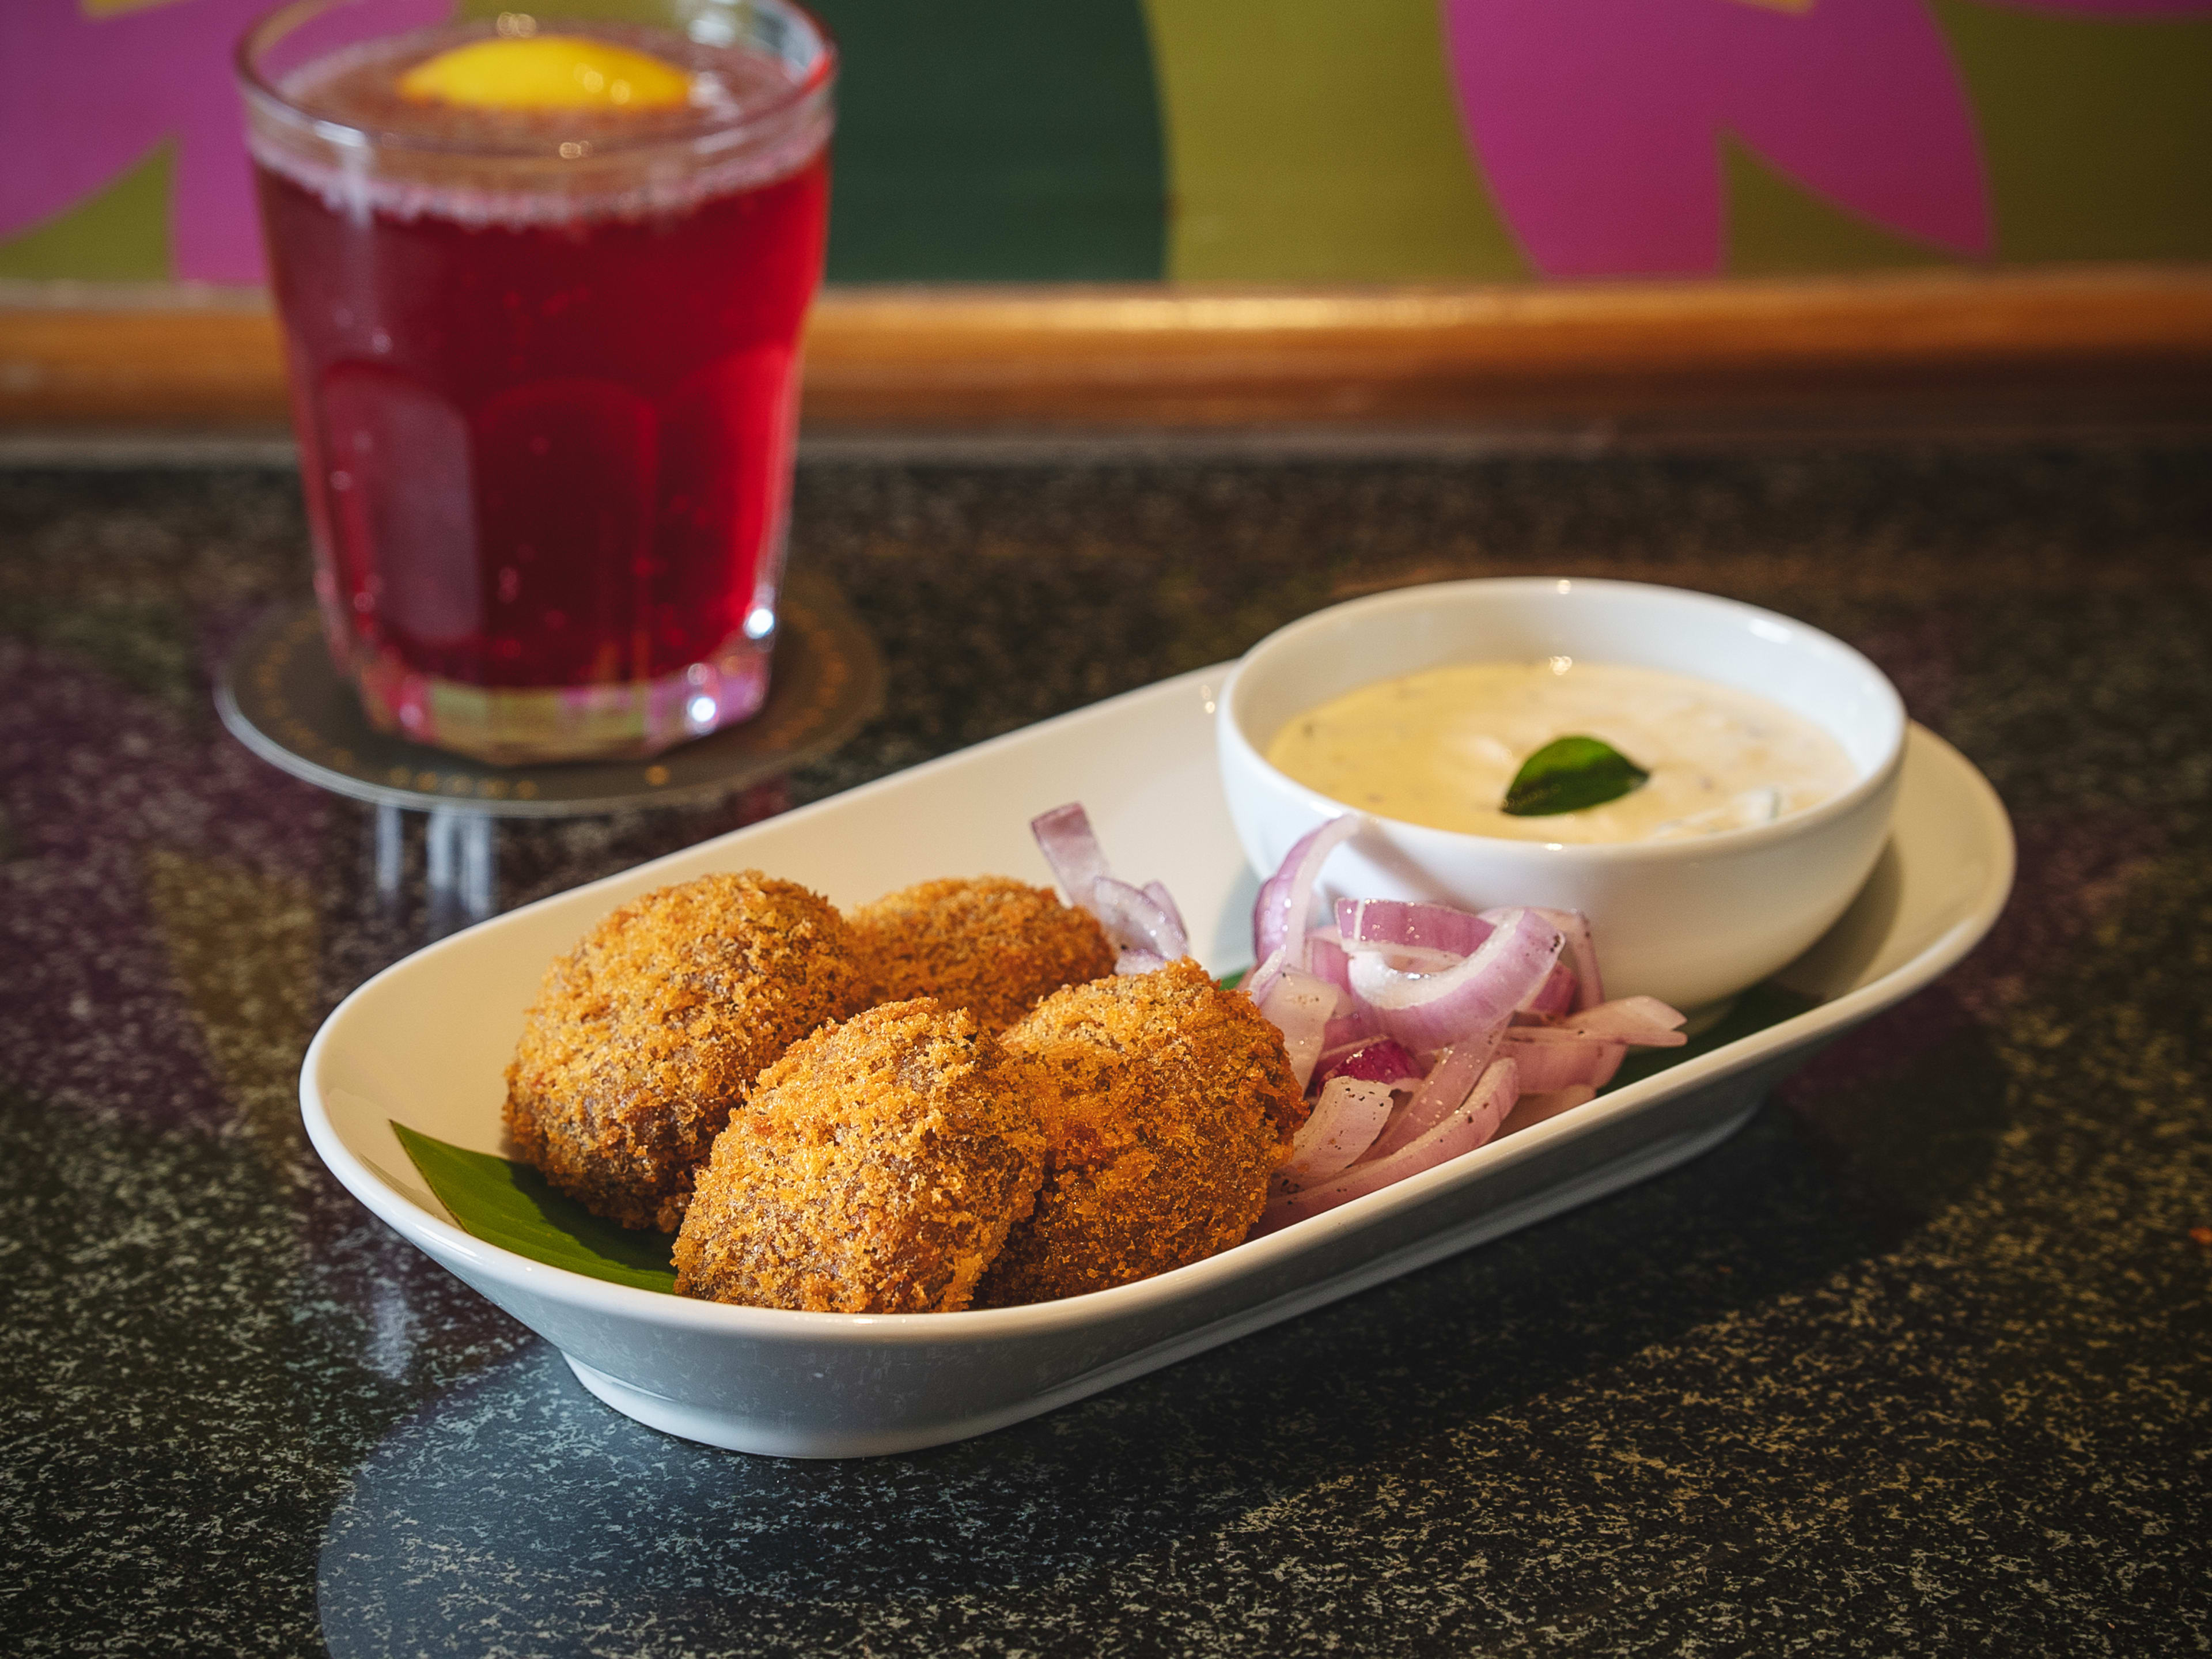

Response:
(1502, 735), (1651, 817)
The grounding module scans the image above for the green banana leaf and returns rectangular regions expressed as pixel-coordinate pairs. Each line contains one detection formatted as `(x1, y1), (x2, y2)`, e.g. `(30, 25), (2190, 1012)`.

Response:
(392, 1122), (678, 1294)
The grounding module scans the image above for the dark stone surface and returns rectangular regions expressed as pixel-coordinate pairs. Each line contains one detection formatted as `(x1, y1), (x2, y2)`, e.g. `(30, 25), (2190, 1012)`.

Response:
(2, 442), (2208, 1656)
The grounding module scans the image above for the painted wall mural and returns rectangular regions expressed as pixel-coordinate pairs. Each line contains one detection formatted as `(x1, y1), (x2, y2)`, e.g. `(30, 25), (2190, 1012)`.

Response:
(2, 0), (2208, 286)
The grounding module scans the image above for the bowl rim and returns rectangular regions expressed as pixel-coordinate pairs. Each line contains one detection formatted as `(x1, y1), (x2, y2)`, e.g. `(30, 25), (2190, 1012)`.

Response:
(1219, 575), (1908, 866)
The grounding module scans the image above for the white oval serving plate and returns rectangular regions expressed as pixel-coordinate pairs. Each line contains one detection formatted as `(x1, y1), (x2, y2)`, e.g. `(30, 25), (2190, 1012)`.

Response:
(302, 663), (2013, 1457)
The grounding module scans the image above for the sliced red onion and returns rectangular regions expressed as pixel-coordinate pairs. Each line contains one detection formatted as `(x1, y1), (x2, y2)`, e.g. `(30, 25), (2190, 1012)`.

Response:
(1258, 1057), (1520, 1230)
(1484, 906), (1603, 1013)
(1360, 1027), (1502, 1163)
(1313, 1037), (1372, 1074)
(1306, 931), (1353, 994)
(1250, 827), (1312, 966)
(1031, 803), (1111, 908)
(1346, 907), (1563, 1054)
(1515, 961), (1578, 1021)
(1243, 942), (1288, 1010)
(1502, 1028), (1627, 1093)
(1141, 880), (1188, 947)
(1091, 876), (1188, 962)
(1586, 1044), (1626, 1092)
(1258, 965), (1339, 1090)
(1320, 1007), (1381, 1053)
(1546, 1020), (1681, 1050)
(1277, 1077), (1396, 1186)
(1499, 1084), (1597, 1137)
(1033, 802), (1196, 974)
(1551, 995), (1688, 1047)
(1250, 815), (1360, 974)
(1336, 897), (1494, 961)
(1358, 944), (1467, 975)
(1315, 1037), (1422, 1092)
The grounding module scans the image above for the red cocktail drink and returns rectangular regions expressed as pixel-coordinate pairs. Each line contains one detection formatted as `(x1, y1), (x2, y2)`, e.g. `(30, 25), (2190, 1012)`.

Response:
(239, 3), (834, 762)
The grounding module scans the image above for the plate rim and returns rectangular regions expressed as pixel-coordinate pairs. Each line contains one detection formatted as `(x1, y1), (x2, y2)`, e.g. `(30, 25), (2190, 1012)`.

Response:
(301, 665), (2016, 1347)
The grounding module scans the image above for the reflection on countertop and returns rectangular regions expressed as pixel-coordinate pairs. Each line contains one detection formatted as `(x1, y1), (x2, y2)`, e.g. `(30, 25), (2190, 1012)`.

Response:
(3, 440), (2209, 1656)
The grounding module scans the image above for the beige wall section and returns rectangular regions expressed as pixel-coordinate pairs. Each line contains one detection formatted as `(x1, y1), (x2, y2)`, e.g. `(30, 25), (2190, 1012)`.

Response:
(1142, 0), (1527, 283)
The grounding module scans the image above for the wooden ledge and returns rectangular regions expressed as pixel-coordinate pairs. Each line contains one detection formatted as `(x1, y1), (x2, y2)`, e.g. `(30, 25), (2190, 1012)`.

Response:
(4, 265), (2209, 431)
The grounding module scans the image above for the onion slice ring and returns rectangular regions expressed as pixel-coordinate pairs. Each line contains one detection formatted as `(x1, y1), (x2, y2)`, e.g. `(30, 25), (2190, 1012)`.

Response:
(1360, 1027), (1503, 1163)
(1031, 803), (1111, 909)
(1346, 907), (1563, 1054)
(1031, 802), (1195, 972)
(1277, 1077), (1396, 1186)
(1141, 880), (1188, 945)
(1515, 962), (1578, 1021)
(1319, 1007), (1382, 1055)
(1090, 875), (1189, 962)
(1485, 906), (1604, 1013)
(1250, 815), (1361, 980)
(1336, 898), (1494, 960)
(1315, 1037), (1423, 1092)
(1551, 995), (1688, 1047)
(1257, 965), (1338, 1090)
(1306, 931), (1353, 994)
(1501, 1027), (1627, 1093)
(1259, 1057), (1520, 1230)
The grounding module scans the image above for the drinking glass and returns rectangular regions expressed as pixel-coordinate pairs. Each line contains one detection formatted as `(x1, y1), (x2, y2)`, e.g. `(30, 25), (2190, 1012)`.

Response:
(238, 0), (835, 762)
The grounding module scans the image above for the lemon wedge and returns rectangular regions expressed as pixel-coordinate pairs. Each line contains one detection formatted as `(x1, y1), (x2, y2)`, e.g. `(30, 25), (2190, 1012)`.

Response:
(399, 36), (691, 111)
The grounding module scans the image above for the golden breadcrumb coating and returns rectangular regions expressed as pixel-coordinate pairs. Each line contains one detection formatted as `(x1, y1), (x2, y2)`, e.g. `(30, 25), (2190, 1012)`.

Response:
(504, 871), (869, 1233)
(976, 959), (1306, 1306)
(672, 999), (1047, 1312)
(847, 876), (1116, 1032)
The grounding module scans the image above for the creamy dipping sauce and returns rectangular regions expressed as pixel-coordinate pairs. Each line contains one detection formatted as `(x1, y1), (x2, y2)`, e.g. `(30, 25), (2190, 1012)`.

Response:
(1266, 661), (1857, 843)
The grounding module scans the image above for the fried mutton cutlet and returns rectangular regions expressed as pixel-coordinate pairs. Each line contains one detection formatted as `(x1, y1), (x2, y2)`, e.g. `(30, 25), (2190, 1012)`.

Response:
(976, 959), (1306, 1306)
(847, 876), (1116, 1032)
(504, 872), (869, 1233)
(673, 999), (1047, 1312)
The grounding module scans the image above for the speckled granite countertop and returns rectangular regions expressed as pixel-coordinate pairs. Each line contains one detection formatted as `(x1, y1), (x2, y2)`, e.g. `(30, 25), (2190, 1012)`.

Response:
(3, 442), (2208, 1656)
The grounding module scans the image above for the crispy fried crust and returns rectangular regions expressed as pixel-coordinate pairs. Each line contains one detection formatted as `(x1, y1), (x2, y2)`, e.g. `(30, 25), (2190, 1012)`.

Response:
(672, 999), (1047, 1312)
(503, 872), (868, 1233)
(976, 959), (1306, 1306)
(847, 876), (1117, 1033)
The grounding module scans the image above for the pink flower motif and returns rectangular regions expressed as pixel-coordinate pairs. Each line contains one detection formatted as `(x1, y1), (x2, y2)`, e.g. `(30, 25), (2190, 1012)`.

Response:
(1440, 0), (2212, 279)
(0, 0), (448, 285)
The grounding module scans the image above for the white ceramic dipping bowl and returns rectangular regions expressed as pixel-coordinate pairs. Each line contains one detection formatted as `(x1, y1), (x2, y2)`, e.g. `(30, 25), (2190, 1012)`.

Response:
(1217, 578), (1907, 1013)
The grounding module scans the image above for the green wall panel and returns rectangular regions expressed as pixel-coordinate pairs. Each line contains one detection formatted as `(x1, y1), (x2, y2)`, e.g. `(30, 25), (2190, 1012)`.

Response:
(0, 142), (172, 283)
(808, 0), (1166, 282)
(1934, 1), (2212, 264)
(1145, 0), (1524, 283)
(1725, 140), (1954, 278)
